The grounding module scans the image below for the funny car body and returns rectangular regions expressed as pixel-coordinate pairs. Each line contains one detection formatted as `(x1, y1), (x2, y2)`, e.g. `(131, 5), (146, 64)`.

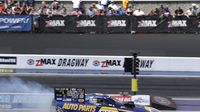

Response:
(54, 88), (161, 112)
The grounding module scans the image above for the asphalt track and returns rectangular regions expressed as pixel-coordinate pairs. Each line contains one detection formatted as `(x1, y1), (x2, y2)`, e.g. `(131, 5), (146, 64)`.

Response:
(0, 33), (200, 57)
(1, 74), (200, 97)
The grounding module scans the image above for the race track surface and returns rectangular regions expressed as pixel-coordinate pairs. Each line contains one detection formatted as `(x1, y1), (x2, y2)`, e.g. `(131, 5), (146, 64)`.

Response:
(1, 74), (200, 97)
(0, 33), (200, 57)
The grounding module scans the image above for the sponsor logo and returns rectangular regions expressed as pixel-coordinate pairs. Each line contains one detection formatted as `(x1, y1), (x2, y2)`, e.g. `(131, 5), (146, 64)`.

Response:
(62, 103), (96, 112)
(134, 97), (145, 103)
(140, 60), (154, 68)
(27, 59), (34, 65)
(45, 20), (65, 27)
(0, 57), (17, 65)
(36, 58), (56, 66)
(57, 58), (89, 67)
(134, 97), (149, 104)
(132, 95), (150, 106)
(76, 20), (96, 27)
(0, 18), (30, 23)
(93, 60), (121, 68)
(93, 60), (100, 66)
(138, 20), (157, 27)
(153, 96), (171, 106)
(28, 58), (89, 67)
(107, 20), (126, 27)
(168, 20), (187, 27)
(78, 99), (85, 103)
(111, 96), (131, 103)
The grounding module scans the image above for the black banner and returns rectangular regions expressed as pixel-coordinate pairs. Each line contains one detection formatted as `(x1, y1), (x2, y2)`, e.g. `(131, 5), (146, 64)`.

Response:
(39, 15), (66, 32)
(39, 15), (200, 34)
(132, 16), (168, 33)
(104, 16), (131, 33)
(189, 16), (200, 33)
(168, 16), (190, 33)
(65, 16), (101, 33)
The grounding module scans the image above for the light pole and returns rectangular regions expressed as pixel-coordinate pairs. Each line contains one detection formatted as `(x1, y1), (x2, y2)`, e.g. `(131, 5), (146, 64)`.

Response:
(131, 53), (140, 95)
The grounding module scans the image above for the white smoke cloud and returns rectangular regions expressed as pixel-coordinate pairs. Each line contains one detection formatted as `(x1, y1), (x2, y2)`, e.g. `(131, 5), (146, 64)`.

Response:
(0, 77), (54, 112)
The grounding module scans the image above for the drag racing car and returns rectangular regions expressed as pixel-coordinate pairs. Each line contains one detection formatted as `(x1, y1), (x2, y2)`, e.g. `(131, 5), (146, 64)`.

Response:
(54, 88), (161, 112)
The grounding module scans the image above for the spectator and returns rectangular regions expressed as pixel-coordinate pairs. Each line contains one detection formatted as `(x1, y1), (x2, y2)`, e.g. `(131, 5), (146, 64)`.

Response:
(95, 1), (105, 15)
(148, 9), (156, 16)
(122, 0), (128, 9)
(0, 9), (6, 14)
(186, 8), (192, 17)
(158, 4), (165, 16)
(125, 4), (133, 16)
(106, 7), (114, 16)
(0, 2), (5, 14)
(88, 6), (95, 17)
(96, 0), (104, 11)
(148, 8), (159, 16)
(100, 0), (109, 9)
(29, 6), (37, 15)
(133, 8), (145, 16)
(72, 0), (81, 10)
(91, 3), (98, 14)
(174, 7), (184, 16)
(46, 6), (53, 17)
(191, 3), (198, 16)
(4, 0), (14, 9)
(58, 3), (67, 16)
(51, 1), (60, 15)
(27, 4), (35, 15)
(6, 8), (12, 14)
(79, 6), (85, 15)
(116, 6), (125, 16)
(71, 8), (82, 17)
(98, 7), (106, 16)
(27, 0), (34, 7)
(12, 2), (22, 15)
(46, 1), (61, 17)
(108, 0), (118, 11)
(163, 7), (171, 17)
(21, 2), (28, 15)
(37, 1), (48, 15)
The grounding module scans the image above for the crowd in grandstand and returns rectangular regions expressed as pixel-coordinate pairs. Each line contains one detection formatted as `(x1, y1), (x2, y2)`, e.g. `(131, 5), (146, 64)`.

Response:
(0, 0), (200, 17)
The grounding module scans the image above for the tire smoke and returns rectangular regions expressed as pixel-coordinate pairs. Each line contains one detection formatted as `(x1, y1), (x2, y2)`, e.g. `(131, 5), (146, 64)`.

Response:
(0, 77), (54, 112)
